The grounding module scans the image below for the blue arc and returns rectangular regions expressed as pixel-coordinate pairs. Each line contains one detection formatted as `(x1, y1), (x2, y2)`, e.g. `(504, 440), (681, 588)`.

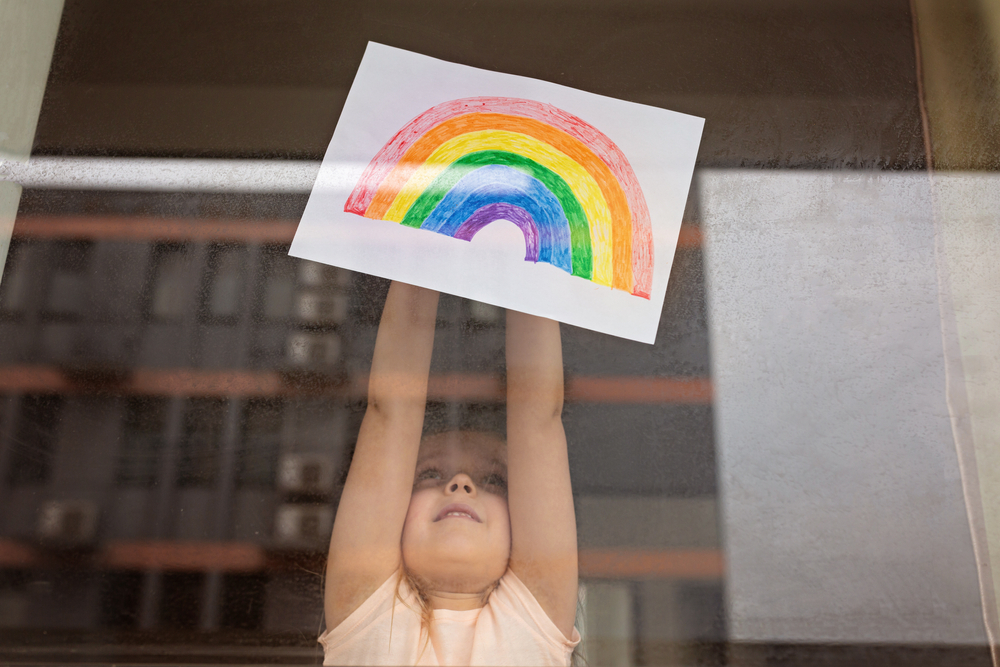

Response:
(420, 164), (573, 273)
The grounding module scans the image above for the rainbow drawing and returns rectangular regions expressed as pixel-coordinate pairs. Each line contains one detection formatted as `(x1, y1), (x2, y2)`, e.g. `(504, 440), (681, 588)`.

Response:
(344, 97), (653, 299)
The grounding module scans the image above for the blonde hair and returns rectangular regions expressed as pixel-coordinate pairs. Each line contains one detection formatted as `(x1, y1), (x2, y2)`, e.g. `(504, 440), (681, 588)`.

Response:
(394, 567), (434, 641)
(394, 566), (501, 628)
(392, 566), (501, 660)
(393, 569), (583, 666)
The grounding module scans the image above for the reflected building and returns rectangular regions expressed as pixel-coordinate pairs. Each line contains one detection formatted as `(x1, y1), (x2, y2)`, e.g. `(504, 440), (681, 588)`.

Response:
(0, 188), (721, 664)
(3, 0), (997, 663)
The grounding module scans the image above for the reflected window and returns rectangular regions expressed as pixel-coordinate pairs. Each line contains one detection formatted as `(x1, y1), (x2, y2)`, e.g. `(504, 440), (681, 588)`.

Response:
(220, 574), (266, 630)
(295, 261), (349, 326)
(466, 299), (503, 328)
(258, 245), (295, 320)
(149, 244), (190, 319)
(294, 291), (348, 326)
(0, 240), (31, 314)
(175, 398), (226, 487)
(6, 395), (63, 485)
(159, 572), (203, 630)
(115, 398), (167, 487)
(99, 571), (142, 629)
(237, 399), (283, 488)
(44, 241), (92, 317)
(203, 244), (245, 321)
(286, 331), (340, 367)
(298, 260), (348, 290)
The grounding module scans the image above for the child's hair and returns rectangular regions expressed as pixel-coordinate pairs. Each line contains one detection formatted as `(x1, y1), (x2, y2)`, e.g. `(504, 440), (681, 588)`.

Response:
(393, 564), (501, 644)
(393, 567), (586, 666)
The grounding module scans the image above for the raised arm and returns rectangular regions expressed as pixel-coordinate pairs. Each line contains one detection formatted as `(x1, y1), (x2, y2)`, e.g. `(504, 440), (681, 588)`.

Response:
(505, 311), (578, 638)
(324, 282), (439, 629)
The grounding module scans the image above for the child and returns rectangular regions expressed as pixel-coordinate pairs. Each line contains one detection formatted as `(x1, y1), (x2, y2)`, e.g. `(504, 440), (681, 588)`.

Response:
(321, 281), (579, 665)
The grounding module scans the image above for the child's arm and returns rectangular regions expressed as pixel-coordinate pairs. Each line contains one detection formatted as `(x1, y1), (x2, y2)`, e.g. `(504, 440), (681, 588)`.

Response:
(324, 282), (439, 630)
(505, 311), (578, 639)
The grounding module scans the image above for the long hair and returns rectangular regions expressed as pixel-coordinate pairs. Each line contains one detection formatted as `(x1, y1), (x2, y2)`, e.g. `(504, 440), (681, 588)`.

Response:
(393, 565), (500, 660)
(395, 566), (584, 665)
(394, 565), (500, 629)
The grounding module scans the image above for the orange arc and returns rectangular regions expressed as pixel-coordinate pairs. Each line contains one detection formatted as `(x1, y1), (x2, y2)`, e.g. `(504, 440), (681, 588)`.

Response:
(366, 113), (635, 293)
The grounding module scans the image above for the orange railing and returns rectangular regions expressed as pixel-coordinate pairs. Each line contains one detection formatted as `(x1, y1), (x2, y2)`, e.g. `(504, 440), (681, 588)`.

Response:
(0, 538), (722, 580)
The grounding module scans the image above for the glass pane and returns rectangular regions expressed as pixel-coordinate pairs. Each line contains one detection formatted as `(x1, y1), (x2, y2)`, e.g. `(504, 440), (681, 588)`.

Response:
(44, 240), (91, 316)
(258, 245), (296, 320)
(0, 240), (30, 313)
(176, 398), (226, 487)
(6, 395), (63, 486)
(150, 244), (191, 320)
(203, 244), (245, 320)
(115, 397), (167, 487)
(1, 0), (997, 665)
(237, 399), (282, 488)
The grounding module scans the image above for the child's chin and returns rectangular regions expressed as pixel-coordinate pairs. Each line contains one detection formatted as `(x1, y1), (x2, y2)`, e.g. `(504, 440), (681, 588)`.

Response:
(435, 516), (483, 530)
(415, 540), (504, 572)
(430, 537), (490, 562)
(417, 563), (506, 595)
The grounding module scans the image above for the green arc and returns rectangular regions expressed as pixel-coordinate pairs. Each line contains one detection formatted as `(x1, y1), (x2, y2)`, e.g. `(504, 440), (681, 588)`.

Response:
(399, 150), (594, 279)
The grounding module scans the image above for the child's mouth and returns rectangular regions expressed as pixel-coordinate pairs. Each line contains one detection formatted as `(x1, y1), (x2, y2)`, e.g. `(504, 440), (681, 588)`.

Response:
(434, 503), (481, 522)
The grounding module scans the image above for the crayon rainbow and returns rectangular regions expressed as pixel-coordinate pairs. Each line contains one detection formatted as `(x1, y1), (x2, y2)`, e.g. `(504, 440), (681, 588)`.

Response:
(345, 97), (653, 298)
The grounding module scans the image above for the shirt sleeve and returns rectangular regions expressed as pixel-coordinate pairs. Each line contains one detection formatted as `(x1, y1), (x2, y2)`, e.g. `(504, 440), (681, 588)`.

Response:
(490, 568), (581, 652)
(318, 570), (401, 652)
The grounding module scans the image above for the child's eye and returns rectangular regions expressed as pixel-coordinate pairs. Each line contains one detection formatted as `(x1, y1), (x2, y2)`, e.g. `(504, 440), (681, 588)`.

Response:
(415, 468), (442, 484)
(483, 473), (507, 494)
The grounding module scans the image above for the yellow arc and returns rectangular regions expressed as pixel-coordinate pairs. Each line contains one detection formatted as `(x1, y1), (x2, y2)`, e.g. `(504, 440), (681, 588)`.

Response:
(382, 129), (615, 288)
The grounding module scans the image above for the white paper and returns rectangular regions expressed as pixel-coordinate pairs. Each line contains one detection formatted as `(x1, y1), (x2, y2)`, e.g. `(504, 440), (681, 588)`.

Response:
(290, 43), (703, 343)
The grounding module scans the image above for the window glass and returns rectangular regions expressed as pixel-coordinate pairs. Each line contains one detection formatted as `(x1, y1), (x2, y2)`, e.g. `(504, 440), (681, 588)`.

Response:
(1, 0), (997, 664)
(0, 241), (30, 313)
(115, 397), (167, 487)
(258, 245), (296, 320)
(237, 399), (282, 488)
(44, 241), (91, 317)
(203, 244), (245, 320)
(5, 395), (63, 486)
(149, 244), (191, 320)
(176, 398), (226, 487)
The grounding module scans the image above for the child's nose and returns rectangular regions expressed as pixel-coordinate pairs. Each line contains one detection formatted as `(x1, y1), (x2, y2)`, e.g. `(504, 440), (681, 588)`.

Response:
(446, 473), (476, 496)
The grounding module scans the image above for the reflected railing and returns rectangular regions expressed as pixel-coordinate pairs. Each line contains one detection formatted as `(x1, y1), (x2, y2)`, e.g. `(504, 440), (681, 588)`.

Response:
(0, 163), (720, 665)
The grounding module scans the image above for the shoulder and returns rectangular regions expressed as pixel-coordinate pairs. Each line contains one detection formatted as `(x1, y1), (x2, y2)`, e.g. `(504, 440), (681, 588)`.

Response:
(485, 569), (581, 649)
(469, 570), (580, 666)
(319, 569), (425, 665)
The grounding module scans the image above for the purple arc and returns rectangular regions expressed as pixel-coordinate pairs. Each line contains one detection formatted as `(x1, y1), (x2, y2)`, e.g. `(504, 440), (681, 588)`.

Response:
(452, 203), (540, 262)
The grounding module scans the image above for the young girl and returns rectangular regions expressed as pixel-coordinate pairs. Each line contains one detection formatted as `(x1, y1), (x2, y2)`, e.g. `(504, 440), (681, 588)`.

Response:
(320, 281), (579, 665)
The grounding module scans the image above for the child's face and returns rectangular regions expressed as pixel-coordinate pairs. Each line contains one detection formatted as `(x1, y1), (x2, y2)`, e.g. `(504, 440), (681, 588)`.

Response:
(401, 431), (510, 595)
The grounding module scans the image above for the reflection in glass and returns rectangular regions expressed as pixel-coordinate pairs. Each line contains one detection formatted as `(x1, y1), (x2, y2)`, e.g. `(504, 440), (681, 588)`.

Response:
(149, 244), (190, 319)
(99, 571), (142, 629)
(220, 574), (267, 630)
(44, 241), (92, 317)
(0, 241), (30, 313)
(176, 398), (226, 487)
(160, 572), (203, 630)
(467, 299), (503, 327)
(203, 244), (245, 320)
(115, 397), (168, 487)
(258, 245), (295, 320)
(286, 331), (340, 367)
(237, 399), (283, 488)
(6, 395), (63, 485)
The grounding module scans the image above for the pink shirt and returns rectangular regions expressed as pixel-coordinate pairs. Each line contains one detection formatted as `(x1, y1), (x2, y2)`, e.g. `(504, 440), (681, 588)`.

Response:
(319, 568), (580, 666)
